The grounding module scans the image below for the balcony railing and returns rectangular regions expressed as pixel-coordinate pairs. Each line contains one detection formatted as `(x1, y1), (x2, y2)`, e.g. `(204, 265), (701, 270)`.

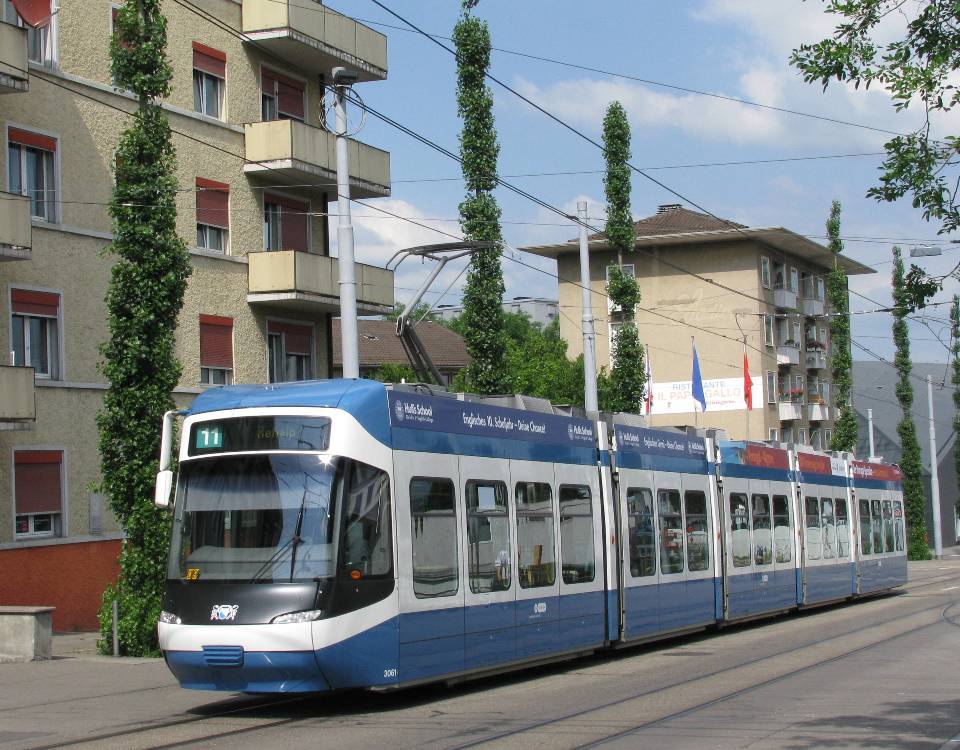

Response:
(0, 366), (35, 423)
(247, 250), (394, 315)
(808, 403), (829, 422)
(777, 401), (802, 421)
(244, 119), (390, 200)
(241, 0), (387, 81)
(805, 349), (827, 370)
(0, 21), (28, 93)
(776, 342), (800, 366)
(773, 283), (797, 310)
(0, 191), (31, 260)
(802, 297), (824, 317)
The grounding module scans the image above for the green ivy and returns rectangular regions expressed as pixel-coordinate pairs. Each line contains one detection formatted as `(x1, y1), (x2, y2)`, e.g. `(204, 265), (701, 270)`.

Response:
(453, 2), (507, 395)
(601, 102), (644, 414)
(825, 201), (857, 452)
(97, 0), (191, 655)
(952, 296), (960, 517)
(892, 247), (930, 560)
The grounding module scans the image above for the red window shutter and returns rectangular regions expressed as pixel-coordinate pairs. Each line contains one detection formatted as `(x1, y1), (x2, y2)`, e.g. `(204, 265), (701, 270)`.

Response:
(261, 68), (278, 96)
(267, 321), (312, 356)
(8, 127), (56, 153)
(12, 288), (59, 317)
(200, 314), (233, 369)
(192, 42), (226, 78)
(195, 177), (229, 229)
(15, 450), (62, 514)
(277, 77), (305, 119)
(280, 197), (309, 251)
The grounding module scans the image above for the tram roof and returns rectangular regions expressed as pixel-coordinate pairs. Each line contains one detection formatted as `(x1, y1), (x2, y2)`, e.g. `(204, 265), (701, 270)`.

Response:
(188, 378), (388, 415)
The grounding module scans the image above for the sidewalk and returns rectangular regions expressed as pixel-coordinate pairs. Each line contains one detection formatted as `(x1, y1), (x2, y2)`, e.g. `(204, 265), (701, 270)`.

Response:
(53, 630), (100, 658)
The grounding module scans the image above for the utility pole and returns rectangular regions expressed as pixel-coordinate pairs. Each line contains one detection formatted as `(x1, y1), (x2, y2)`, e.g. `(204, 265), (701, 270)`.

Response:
(867, 408), (878, 461)
(927, 375), (943, 558)
(578, 201), (598, 413)
(333, 67), (359, 378)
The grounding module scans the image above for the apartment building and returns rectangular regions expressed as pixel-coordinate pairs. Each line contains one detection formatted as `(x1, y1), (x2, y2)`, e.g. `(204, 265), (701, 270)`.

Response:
(523, 204), (872, 444)
(0, 0), (394, 629)
(434, 296), (560, 329)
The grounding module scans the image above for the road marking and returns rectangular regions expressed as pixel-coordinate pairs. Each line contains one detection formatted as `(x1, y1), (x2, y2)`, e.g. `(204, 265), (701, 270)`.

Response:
(941, 586), (959, 591)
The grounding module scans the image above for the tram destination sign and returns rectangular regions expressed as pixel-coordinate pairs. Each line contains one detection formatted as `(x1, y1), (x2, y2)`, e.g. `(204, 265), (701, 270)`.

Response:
(388, 392), (595, 447)
(187, 416), (331, 456)
(615, 425), (707, 460)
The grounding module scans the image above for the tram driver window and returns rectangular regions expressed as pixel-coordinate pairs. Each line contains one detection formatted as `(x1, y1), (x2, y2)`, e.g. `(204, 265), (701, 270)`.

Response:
(773, 495), (791, 563)
(835, 499), (849, 558)
(466, 480), (511, 593)
(871, 499), (883, 554)
(883, 500), (895, 552)
(559, 485), (595, 584)
(729, 492), (750, 567)
(684, 490), (710, 572)
(859, 499), (873, 555)
(658, 489), (684, 574)
(821, 498), (836, 559)
(626, 487), (656, 577)
(805, 497), (821, 560)
(752, 494), (772, 566)
(410, 478), (458, 599)
(515, 482), (556, 589)
(341, 461), (392, 577)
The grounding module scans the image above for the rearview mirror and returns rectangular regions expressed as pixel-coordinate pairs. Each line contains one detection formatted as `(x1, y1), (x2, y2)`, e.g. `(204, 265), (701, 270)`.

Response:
(154, 470), (174, 509)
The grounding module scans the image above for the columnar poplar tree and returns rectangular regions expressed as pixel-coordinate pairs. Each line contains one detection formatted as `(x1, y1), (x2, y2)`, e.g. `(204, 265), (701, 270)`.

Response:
(892, 247), (930, 560)
(952, 296), (960, 516)
(97, 0), (191, 654)
(826, 201), (857, 452)
(601, 101), (644, 413)
(453, 0), (507, 394)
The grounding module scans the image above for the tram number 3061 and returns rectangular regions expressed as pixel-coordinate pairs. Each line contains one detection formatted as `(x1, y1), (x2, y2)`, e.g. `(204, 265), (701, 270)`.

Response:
(383, 668), (399, 679)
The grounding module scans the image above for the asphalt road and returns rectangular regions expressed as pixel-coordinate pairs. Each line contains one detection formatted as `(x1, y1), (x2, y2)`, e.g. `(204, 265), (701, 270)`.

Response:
(3, 560), (959, 750)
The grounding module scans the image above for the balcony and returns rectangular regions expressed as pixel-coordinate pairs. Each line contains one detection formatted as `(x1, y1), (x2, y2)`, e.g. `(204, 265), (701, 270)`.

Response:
(802, 297), (824, 317)
(776, 343), (800, 366)
(241, 0), (387, 81)
(0, 192), (31, 260)
(773, 285), (797, 310)
(0, 366), (35, 425)
(0, 21), (28, 93)
(778, 401), (802, 421)
(244, 120), (390, 200)
(805, 350), (827, 370)
(808, 402), (829, 422)
(247, 250), (394, 315)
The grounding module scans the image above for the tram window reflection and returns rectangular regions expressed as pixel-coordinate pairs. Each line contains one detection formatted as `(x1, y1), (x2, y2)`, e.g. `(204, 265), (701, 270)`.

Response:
(465, 480), (511, 593)
(729, 492), (751, 568)
(751, 494), (772, 566)
(820, 497), (835, 560)
(882, 500), (894, 553)
(515, 482), (556, 589)
(859, 499), (872, 555)
(894, 501), (905, 552)
(626, 487), (656, 577)
(805, 497), (821, 560)
(341, 461), (392, 577)
(410, 478), (458, 599)
(871, 500), (883, 554)
(835, 499), (849, 558)
(773, 495), (791, 563)
(684, 490), (710, 572)
(658, 488), (684, 574)
(559, 485), (595, 584)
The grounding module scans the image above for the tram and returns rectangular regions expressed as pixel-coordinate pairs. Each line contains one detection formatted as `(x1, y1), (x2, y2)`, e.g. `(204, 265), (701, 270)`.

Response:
(155, 379), (907, 693)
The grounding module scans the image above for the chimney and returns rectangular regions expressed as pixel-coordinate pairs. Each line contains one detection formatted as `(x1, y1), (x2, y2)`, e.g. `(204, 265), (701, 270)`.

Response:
(657, 203), (682, 214)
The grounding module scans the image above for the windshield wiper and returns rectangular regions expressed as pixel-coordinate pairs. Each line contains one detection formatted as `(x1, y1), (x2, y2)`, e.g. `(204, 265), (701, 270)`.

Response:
(288, 490), (308, 583)
(247, 532), (301, 583)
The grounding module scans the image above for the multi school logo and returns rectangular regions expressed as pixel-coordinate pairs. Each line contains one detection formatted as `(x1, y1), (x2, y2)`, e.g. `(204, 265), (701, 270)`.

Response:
(393, 399), (435, 425)
(567, 423), (593, 442)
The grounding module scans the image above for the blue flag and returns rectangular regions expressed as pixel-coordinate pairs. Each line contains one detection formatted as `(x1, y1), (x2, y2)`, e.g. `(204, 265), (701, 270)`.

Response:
(691, 340), (707, 412)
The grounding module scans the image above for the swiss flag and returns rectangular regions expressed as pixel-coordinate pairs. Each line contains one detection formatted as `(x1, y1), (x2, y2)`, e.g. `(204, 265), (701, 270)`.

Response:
(743, 352), (753, 411)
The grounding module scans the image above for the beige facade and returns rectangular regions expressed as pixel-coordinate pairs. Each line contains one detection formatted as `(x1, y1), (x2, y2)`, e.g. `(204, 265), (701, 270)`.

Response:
(526, 206), (873, 445)
(0, 0), (393, 549)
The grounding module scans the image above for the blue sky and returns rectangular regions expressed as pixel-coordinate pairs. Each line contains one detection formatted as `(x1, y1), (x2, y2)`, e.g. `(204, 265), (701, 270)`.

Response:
(325, 0), (960, 367)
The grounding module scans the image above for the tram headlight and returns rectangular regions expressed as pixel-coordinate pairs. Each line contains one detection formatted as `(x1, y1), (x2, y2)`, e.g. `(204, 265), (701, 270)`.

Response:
(270, 609), (323, 624)
(159, 610), (181, 625)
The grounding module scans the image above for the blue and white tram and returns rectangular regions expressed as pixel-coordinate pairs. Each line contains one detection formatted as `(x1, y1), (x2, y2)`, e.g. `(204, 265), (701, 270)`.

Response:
(155, 379), (907, 693)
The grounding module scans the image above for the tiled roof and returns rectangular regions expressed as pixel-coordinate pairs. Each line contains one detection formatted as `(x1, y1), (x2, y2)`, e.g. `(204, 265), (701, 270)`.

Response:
(332, 319), (470, 369)
(589, 205), (746, 240)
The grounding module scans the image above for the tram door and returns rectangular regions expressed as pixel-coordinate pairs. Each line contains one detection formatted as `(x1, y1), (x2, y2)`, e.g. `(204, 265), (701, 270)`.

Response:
(680, 472), (715, 628)
(617, 465), (659, 639)
(509, 459), (560, 660)
(720, 477), (753, 620)
(653, 471), (687, 632)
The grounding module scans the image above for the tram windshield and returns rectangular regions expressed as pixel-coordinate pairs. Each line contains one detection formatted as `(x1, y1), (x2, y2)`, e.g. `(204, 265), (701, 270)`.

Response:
(167, 454), (391, 583)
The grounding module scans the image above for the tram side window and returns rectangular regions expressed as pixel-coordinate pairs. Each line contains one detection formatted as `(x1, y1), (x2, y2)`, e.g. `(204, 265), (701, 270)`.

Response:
(684, 490), (710, 572)
(821, 498), (836, 560)
(835, 499), (849, 558)
(410, 478), (458, 599)
(871, 499), (883, 554)
(341, 461), (393, 577)
(752, 494), (773, 566)
(626, 487), (656, 577)
(773, 495), (791, 563)
(894, 501), (905, 552)
(515, 482), (556, 589)
(883, 500), (894, 553)
(559, 485), (595, 584)
(859, 499), (873, 555)
(465, 480), (511, 593)
(729, 492), (751, 568)
(805, 497), (822, 560)
(658, 489), (684, 574)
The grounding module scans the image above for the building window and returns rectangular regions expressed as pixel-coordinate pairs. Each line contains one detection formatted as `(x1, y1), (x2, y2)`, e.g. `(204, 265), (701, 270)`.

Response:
(267, 320), (313, 382)
(261, 68), (305, 122)
(816, 277), (825, 301)
(811, 429), (822, 450)
(11, 288), (60, 378)
(263, 194), (309, 251)
(825, 428), (832, 446)
(800, 271), (813, 299)
(798, 428), (807, 445)
(782, 427), (793, 443)
(195, 177), (229, 252)
(15, 450), (63, 538)
(192, 42), (225, 119)
(760, 256), (771, 289)
(773, 262), (785, 289)
(790, 267), (799, 293)
(608, 321), (622, 365)
(7, 127), (57, 221)
(768, 428), (778, 441)
(764, 315), (774, 346)
(199, 314), (233, 386)
(766, 371), (776, 404)
(3, 0), (55, 66)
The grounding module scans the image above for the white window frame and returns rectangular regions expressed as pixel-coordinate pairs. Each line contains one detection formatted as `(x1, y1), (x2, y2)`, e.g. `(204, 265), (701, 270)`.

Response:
(260, 66), (306, 123)
(9, 286), (63, 380)
(193, 69), (225, 120)
(196, 223), (227, 253)
(605, 264), (636, 314)
(764, 314), (775, 347)
(760, 257), (771, 289)
(266, 318), (315, 384)
(782, 427), (794, 444)
(13, 447), (66, 540)
(262, 192), (312, 253)
(768, 428), (778, 442)
(3, 0), (58, 67)
(200, 366), (233, 386)
(6, 125), (59, 223)
(816, 277), (825, 301)
(825, 428), (832, 446)
(794, 374), (805, 403)
(766, 370), (776, 404)
(792, 321), (802, 347)
(790, 267), (799, 293)
(798, 428), (807, 445)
